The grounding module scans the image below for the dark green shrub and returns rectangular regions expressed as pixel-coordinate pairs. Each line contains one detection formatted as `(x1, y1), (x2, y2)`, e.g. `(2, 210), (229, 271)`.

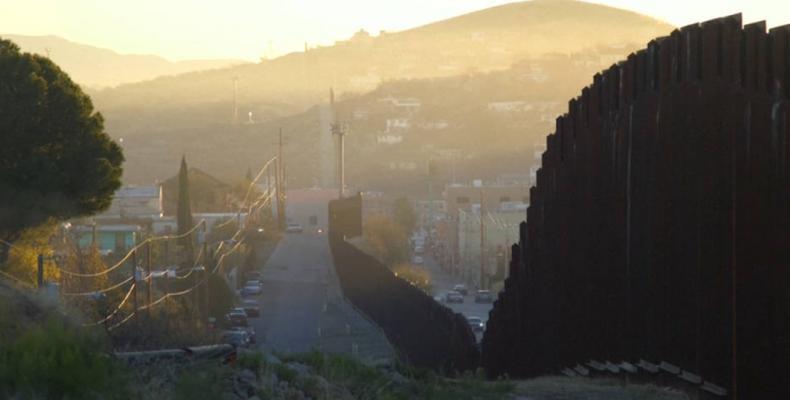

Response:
(0, 318), (130, 399)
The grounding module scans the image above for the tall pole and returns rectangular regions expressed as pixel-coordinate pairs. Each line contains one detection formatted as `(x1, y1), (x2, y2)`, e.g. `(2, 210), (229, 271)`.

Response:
(330, 88), (345, 198)
(274, 161), (281, 228)
(339, 133), (345, 197)
(479, 189), (485, 290)
(37, 254), (44, 290)
(203, 221), (209, 318)
(277, 128), (286, 230)
(131, 248), (138, 321)
(146, 241), (152, 318)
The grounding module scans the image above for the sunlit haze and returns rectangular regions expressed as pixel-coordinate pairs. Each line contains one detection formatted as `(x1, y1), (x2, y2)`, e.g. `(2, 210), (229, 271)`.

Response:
(1, 0), (788, 61)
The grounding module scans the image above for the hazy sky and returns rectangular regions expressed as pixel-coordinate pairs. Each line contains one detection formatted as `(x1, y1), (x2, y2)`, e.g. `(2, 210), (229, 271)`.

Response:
(1, 0), (788, 61)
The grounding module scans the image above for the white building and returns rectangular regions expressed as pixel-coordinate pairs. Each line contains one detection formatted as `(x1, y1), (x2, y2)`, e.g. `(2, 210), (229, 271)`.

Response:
(102, 186), (162, 219)
(386, 118), (411, 132)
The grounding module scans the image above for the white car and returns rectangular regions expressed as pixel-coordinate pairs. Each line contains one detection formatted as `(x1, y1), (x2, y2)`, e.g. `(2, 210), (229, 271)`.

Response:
(412, 256), (424, 265)
(242, 282), (262, 297)
(466, 316), (485, 332)
(285, 224), (303, 233)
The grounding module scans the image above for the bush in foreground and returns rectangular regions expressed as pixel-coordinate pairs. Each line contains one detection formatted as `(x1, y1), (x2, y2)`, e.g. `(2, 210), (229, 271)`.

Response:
(0, 317), (130, 399)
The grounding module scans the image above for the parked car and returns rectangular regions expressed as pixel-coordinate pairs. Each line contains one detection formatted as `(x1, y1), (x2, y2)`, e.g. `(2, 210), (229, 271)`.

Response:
(221, 329), (251, 348)
(228, 326), (256, 344)
(453, 284), (469, 296)
(242, 281), (262, 297)
(466, 316), (485, 333)
(224, 309), (249, 327)
(242, 299), (260, 317)
(286, 223), (303, 233)
(445, 291), (464, 303)
(474, 290), (494, 303)
(245, 279), (262, 288)
(412, 256), (424, 265)
(414, 245), (424, 254)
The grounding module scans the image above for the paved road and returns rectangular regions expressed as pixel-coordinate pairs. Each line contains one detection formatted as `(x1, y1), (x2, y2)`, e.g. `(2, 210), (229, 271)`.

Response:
(248, 189), (393, 363)
(422, 255), (495, 342)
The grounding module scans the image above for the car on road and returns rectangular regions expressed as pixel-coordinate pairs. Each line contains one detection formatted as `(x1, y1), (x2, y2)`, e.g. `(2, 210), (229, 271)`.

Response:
(414, 245), (424, 254)
(242, 299), (260, 317)
(228, 326), (256, 344)
(285, 223), (303, 233)
(466, 316), (485, 332)
(444, 291), (464, 303)
(220, 329), (251, 348)
(224, 309), (249, 327)
(242, 280), (262, 297)
(245, 279), (262, 288)
(453, 284), (469, 296)
(474, 290), (494, 303)
(412, 255), (424, 265)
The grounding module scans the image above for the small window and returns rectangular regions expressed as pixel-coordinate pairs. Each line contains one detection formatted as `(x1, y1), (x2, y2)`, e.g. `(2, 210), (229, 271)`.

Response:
(457, 196), (470, 204)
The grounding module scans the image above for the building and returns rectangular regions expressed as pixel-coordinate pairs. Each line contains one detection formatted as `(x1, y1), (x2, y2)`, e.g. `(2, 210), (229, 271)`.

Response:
(100, 186), (162, 220)
(457, 207), (526, 286)
(439, 183), (530, 280)
(386, 118), (411, 132)
(74, 224), (142, 256)
(443, 183), (530, 217)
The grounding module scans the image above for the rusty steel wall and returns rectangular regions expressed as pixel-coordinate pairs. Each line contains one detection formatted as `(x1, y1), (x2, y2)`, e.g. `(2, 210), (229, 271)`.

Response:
(481, 14), (790, 399)
(328, 233), (480, 371)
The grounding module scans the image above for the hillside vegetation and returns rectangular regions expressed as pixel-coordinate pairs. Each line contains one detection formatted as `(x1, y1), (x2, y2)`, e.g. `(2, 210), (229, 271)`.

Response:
(98, 1), (673, 186)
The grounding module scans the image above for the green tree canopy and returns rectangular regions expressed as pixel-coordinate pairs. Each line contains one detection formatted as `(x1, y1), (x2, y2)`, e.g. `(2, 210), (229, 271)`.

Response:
(0, 38), (123, 253)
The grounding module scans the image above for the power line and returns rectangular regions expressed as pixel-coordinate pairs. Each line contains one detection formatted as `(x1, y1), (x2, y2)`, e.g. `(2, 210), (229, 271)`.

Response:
(62, 276), (134, 297)
(56, 220), (205, 278)
(82, 282), (136, 327)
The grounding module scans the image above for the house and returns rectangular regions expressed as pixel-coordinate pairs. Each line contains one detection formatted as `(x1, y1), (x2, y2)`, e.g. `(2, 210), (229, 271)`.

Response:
(386, 118), (411, 132)
(377, 135), (403, 145)
(74, 224), (142, 256)
(101, 186), (163, 220)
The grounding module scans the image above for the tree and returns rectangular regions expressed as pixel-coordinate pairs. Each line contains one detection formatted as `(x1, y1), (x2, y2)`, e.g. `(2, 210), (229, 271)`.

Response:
(363, 214), (410, 266)
(392, 197), (417, 234)
(0, 39), (123, 261)
(176, 156), (194, 261)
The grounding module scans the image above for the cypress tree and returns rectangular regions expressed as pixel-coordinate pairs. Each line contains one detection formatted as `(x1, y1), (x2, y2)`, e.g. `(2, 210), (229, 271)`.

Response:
(176, 156), (194, 261)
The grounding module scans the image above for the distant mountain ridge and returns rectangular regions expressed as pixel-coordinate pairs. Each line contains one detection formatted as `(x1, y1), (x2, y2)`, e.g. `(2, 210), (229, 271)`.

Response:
(2, 34), (247, 88)
(91, 0), (673, 115)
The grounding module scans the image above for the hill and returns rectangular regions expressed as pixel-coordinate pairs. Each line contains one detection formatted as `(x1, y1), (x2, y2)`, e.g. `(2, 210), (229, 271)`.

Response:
(115, 46), (647, 190)
(2, 34), (246, 88)
(92, 0), (672, 117)
(93, 0), (674, 186)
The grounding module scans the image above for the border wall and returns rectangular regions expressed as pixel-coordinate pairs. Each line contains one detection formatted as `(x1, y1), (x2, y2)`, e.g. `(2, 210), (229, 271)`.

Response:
(481, 14), (790, 399)
(327, 196), (479, 370)
(328, 233), (479, 371)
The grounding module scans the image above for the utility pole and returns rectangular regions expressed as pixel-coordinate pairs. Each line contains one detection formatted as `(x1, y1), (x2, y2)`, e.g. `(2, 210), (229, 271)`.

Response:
(276, 128), (286, 230)
(132, 249), (138, 316)
(479, 189), (485, 290)
(203, 221), (209, 318)
(146, 241), (152, 319)
(37, 254), (44, 290)
(330, 88), (346, 198)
